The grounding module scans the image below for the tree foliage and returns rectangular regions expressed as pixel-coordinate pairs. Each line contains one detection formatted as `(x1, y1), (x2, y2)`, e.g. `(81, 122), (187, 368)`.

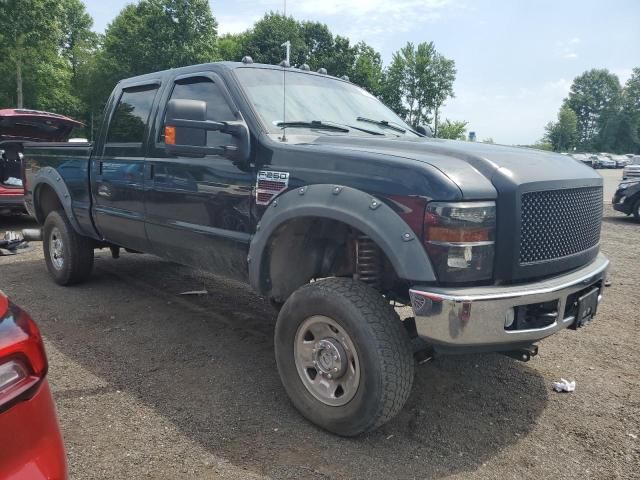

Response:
(228, 13), (385, 96)
(378, 42), (456, 132)
(564, 69), (622, 150)
(543, 68), (640, 154)
(437, 119), (467, 140)
(544, 105), (578, 152)
(0, 3), (467, 143)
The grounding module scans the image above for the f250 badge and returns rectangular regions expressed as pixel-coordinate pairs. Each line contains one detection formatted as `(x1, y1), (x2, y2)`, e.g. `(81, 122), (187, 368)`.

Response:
(256, 170), (290, 205)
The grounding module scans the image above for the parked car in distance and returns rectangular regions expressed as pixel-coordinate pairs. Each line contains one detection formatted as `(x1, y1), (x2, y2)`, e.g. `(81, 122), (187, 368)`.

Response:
(610, 154), (631, 168)
(0, 291), (67, 479)
(622, 156), (640, 180)
(0, 109), (83, 215)
(571, 153), (592, 167)
(593, 154), (617, 169)
(22, 61), (608, 436)
(612, 179), (640, 221)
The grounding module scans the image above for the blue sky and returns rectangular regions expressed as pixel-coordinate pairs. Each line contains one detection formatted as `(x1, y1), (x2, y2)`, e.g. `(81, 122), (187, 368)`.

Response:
(84, 0), (640, 145)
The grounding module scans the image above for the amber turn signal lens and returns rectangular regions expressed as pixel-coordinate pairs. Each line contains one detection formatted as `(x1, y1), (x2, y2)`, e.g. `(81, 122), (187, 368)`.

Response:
(165, 126), (176, 145)
(426, 226), (491, 243)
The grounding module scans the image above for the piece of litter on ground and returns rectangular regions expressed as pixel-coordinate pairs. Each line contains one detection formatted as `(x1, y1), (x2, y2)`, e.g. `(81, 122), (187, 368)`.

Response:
(552, 378), (576, 392)
(604, 279), (612, 287)
(627, 433), (637, 440)
(178, 290), (208, 296)
(386, 434), (394, 440)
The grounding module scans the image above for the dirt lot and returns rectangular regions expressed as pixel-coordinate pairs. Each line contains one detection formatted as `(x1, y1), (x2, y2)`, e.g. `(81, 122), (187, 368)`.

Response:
(1, 183), (638, 479)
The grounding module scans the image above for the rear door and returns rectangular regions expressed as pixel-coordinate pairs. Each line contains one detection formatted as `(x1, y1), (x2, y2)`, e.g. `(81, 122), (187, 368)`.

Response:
(92, 83), (160, 251)
(144, 73), (254, 280)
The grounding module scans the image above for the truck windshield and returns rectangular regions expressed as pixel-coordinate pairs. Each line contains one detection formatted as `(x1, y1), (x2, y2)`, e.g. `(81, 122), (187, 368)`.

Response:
(234, 68), (419, 138)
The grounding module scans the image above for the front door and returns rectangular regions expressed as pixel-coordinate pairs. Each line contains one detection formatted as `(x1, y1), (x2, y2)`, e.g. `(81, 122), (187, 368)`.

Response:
(145, 74), (254, 280)
(92, 84), (159, 251)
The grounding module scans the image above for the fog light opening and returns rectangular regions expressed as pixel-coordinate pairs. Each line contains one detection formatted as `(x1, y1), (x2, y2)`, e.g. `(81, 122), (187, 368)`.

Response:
(504, 308), (515, 328)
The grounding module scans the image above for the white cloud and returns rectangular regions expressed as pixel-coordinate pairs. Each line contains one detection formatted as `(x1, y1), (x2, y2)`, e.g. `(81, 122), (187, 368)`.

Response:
(564, 52), (578, 59)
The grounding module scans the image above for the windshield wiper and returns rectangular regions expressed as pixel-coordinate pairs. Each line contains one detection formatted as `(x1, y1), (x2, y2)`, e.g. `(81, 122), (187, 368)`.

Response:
(356, 116), (406, 133)
(276, 120), (349, 133)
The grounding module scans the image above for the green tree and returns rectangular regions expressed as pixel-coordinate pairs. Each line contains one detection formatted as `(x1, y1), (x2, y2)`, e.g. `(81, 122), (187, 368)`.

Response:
(564, 69), (622, 150)
(380, 41), (456, 129)
(613, 68), (640, 153)
(437, 119), (467, 140)
(244, 13), (305, 66)
(59, 0), (98, 82)
(350, 42), (384, 96)
(94, 0), (218, 105)
(232, 14), (384, 95)
(430, 54), (456, 136)
(218, 32), (251, 61)
(0, 0), (62, 107)
(544, 105), (578, 152)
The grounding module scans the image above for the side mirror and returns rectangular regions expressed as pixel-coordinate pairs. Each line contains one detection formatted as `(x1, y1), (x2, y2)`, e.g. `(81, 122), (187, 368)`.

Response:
(415, 125), (433, 137)
(164, 99), (250, 164)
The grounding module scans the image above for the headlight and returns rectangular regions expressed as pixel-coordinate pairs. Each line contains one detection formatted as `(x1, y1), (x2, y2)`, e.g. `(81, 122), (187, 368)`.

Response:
(424, 201), (496, 283)
(619, 180), (640, 190)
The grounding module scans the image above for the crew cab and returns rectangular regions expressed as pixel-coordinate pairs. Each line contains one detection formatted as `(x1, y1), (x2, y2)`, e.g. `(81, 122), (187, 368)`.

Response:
(22, 60), (608, 436)
(0, 109), (83, 215)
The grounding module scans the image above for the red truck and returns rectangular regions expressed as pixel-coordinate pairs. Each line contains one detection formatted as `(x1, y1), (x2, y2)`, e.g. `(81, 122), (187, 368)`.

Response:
(0, 109), (83, 215)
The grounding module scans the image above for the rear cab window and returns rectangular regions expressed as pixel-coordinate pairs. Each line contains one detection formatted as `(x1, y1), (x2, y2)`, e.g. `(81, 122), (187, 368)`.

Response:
(107, 85), (159, 148)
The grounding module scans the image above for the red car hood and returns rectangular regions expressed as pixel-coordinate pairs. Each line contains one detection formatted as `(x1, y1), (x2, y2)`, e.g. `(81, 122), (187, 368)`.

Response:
(0, 109), (84, 142)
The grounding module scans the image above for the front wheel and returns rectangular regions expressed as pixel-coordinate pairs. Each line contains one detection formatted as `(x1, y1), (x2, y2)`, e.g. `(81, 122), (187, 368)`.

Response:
(43, 210), (94, 285)
(633, 199), (640, 221)
(274, 278), (414, 436)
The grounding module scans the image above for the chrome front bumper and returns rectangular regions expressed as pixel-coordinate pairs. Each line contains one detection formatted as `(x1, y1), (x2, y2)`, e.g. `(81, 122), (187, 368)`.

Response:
(409, 254), (609, 348)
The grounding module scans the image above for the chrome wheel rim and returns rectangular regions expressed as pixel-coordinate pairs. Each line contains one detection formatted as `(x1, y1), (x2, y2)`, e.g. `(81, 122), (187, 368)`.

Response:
(294, 315), (360, 406)
(49, 227), (65, 270)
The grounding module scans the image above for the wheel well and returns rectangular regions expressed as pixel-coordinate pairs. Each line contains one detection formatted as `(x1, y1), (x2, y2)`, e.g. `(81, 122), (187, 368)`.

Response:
(35, 184), (63, 224)
(263, 217), (406, 304)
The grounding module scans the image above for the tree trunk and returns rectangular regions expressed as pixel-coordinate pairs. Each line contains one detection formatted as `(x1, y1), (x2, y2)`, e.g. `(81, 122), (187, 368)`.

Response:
(434, 106), (439, 137)
(16, 57), (23, 108)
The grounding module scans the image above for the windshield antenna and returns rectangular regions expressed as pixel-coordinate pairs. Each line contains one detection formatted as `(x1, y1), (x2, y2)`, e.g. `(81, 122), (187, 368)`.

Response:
(280, 40), (291, 142)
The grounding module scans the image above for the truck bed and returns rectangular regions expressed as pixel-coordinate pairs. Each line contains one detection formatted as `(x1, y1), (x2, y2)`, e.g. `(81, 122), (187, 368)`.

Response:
(22, 142), (95, 236)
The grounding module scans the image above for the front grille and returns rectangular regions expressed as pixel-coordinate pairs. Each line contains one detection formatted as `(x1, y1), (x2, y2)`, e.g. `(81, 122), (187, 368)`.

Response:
(519, 187), (602, 264)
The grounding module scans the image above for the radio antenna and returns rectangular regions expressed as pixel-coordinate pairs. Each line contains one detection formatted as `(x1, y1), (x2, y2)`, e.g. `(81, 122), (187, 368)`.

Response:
(280, 40), (291, 142)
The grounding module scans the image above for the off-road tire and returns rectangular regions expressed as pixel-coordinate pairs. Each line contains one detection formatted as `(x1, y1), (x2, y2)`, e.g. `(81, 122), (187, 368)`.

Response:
(43, 210), (94, 285)
(274, 277), (414, 436)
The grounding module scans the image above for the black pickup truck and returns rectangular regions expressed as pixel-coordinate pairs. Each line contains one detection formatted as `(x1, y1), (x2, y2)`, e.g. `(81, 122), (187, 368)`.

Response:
(22, 60), (608, 436)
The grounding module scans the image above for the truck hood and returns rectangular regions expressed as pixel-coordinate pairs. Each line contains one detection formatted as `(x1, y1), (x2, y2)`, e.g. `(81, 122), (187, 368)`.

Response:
(310, 135), (601, 199)
(0, 109), (83, 142)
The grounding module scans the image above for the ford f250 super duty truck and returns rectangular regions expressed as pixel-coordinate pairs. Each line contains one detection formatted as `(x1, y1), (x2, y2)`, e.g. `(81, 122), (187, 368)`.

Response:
(22, 60), (608, 436)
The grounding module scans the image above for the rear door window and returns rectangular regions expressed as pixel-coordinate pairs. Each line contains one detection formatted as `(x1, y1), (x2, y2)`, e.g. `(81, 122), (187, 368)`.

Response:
(107, 85), (159, 146)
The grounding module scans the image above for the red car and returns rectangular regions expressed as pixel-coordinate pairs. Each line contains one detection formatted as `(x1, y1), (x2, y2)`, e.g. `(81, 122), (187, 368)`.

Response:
(0, 109), (83, 215)
(0, 292), (67, 479)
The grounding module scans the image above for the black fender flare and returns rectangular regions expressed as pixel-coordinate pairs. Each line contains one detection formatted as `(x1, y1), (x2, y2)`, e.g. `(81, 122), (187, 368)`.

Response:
(31, 167), (83, 233)
(248, 184), (436, 294)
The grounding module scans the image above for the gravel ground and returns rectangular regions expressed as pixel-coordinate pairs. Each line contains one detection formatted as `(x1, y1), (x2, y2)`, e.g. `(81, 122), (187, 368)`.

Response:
(0, 184), (638, 479)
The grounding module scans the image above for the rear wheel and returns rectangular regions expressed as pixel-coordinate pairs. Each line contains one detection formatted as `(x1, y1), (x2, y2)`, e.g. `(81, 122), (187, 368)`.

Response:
(274, 278), (414, 436)
(43, 210), (94, 285)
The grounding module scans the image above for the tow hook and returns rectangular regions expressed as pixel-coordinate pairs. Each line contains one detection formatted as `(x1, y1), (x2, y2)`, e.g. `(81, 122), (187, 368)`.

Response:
(503, 344), (539, 362)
